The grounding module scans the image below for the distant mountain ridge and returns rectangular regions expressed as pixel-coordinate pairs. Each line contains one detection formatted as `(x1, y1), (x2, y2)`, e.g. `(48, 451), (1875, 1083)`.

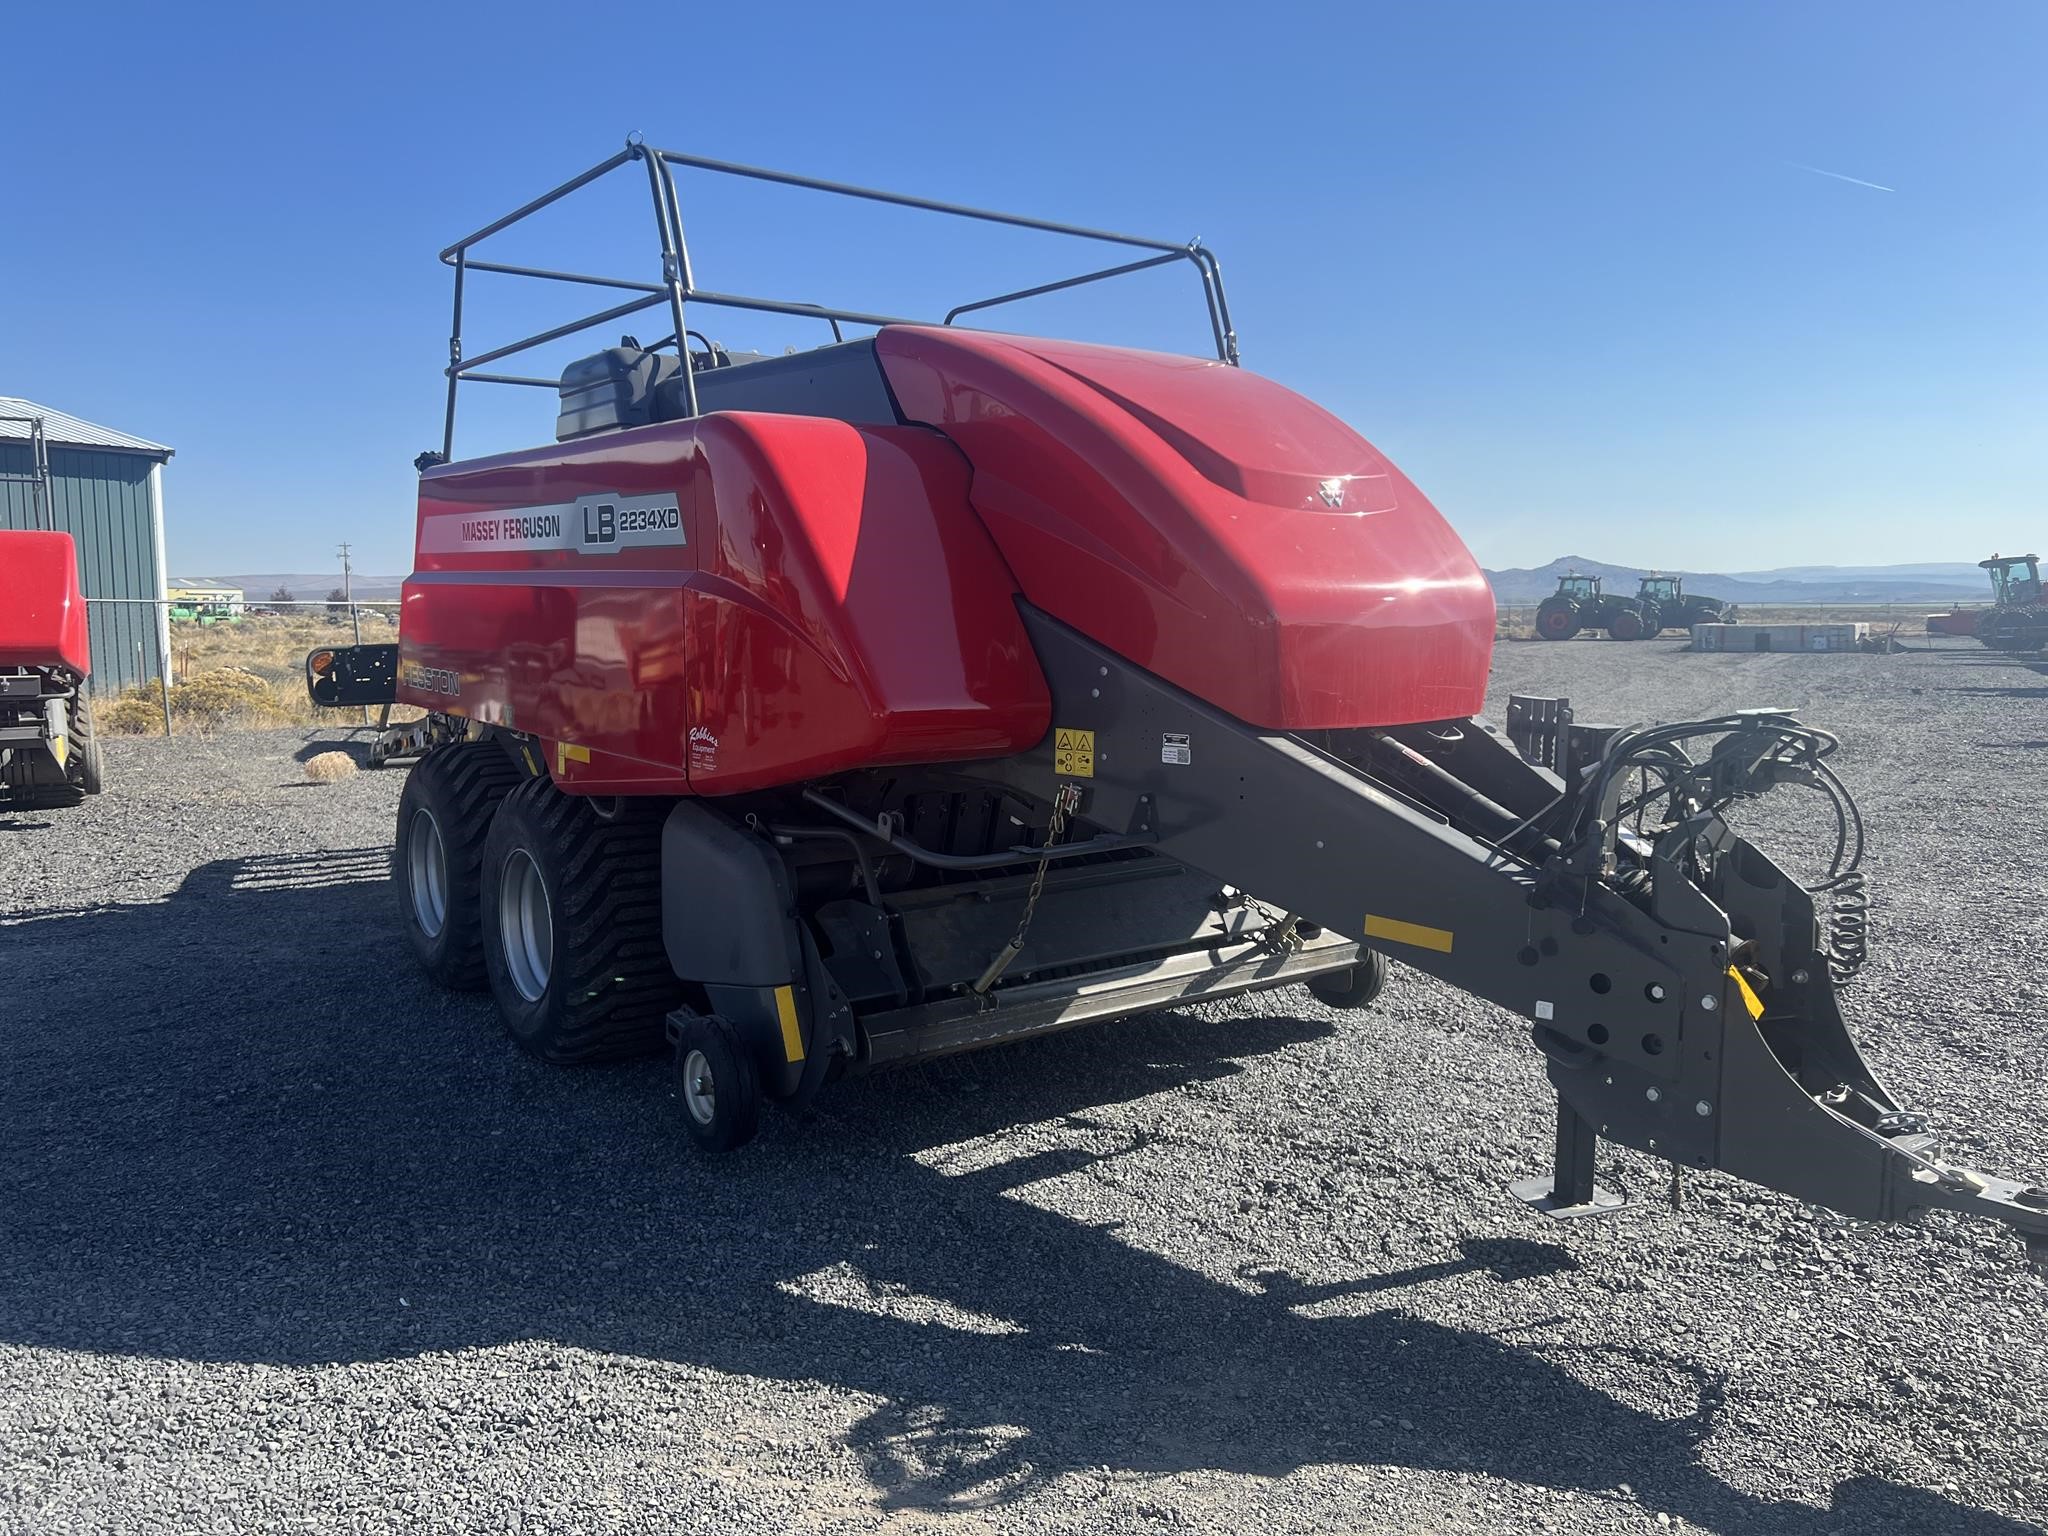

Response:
(1485, 556), (1988, 606)
(211, 573), (407, 601)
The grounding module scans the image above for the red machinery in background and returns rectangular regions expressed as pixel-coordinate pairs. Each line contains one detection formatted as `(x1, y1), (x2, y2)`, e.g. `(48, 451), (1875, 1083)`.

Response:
(1972, 553), (2047, 652)
(1923, 552), (2046, 646)
(0, 529), (104, 806)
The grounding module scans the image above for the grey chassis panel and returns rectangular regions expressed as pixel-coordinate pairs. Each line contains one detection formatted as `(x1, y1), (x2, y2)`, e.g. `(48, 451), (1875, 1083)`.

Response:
(660, 801), (804, 989)
(661, 801), (852, 1102)
(860, 926), (1360, 1067)
(952, 606), (1731, 1174)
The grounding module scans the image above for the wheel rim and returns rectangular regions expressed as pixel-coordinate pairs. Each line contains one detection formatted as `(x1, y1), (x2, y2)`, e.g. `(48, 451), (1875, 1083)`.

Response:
(682, 1048), (717, 1126)
(498, 848), (554, 1002)
(408, 808), (449, 939)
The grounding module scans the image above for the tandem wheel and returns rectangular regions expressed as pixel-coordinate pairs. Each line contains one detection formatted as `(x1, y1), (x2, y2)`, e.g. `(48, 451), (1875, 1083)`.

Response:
(479, 777), (677, 1064)
(393, 742), (522, 990)
(669, 1011), (763, 1154)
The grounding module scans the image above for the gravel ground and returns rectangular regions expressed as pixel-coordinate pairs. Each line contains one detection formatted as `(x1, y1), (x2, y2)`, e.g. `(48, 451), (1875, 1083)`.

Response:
(2, 639), (2045, 1535)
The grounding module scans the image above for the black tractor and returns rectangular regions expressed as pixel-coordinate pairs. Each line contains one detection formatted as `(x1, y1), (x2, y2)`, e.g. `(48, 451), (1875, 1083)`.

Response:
(1533, 574), (1658, 641)
(1974, 553), (2047, 652)
(1636, 574), (1738, 634)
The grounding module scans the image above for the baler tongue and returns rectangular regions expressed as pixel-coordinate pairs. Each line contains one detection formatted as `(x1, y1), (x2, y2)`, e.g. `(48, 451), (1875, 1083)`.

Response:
(1698, 876), (2048, 1264)
(964, 618), (2048, 1264)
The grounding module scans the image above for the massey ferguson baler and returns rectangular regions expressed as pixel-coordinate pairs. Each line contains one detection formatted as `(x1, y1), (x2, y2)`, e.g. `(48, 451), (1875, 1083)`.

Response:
(310, 144), (2048, 1262)
(0, 529), (105, 807)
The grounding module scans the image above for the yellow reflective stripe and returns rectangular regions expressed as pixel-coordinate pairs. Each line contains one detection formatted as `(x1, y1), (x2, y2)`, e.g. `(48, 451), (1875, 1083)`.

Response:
(1363, 914), (1454, 954)
(774, 985), (804, 1063)
(1727, 966), (1765, 1020)
(554, 741), (591, 773)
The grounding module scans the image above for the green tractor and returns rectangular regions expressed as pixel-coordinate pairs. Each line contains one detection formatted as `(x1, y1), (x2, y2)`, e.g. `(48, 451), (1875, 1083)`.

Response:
(1533, 574), (1659, 641)
(1636, 574), (1739, 635)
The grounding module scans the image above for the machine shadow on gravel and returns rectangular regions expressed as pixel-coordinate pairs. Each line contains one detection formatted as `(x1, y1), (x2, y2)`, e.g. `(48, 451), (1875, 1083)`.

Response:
(0, 849), (2032, 1536)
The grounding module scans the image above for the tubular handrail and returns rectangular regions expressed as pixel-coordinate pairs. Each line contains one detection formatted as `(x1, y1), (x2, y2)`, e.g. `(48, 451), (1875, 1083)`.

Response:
(434, 141), (1239, 458)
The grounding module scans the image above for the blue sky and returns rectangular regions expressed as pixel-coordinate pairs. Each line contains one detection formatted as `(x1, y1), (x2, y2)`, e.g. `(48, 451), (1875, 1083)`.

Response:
(5, 2), (2041, 578)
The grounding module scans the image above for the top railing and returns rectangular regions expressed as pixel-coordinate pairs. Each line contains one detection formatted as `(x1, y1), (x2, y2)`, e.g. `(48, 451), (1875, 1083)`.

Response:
(432, 140), (1239, 459)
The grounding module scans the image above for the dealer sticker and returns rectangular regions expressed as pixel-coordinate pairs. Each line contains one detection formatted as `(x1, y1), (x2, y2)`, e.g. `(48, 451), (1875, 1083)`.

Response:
(1161, 732), (1191, 766)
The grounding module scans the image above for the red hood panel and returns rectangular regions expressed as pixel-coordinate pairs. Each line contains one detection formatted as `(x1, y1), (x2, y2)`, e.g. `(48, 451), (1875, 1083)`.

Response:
(0, 531), (91, 676)
(876, 327), (1493, 729)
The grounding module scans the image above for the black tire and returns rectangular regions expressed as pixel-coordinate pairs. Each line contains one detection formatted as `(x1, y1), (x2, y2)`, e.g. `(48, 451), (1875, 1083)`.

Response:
(69, 691), (104, 796)
(480, 777), (678, 1063)
(1534, 601), (1579, 641)
(395, 743), (523, 990)
(2, 733), (80, 809)
(1979, 610), (2032, 652)
(1307, 949), (1389, 1010)
(671, 1012), (763, 1153)
(1607, 607), (1647, 641)
(1638, 602), (1665, 636)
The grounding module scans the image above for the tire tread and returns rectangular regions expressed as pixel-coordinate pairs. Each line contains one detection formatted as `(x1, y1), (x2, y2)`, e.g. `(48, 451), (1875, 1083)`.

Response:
(399, 742), (523, 989)
(492, 778), (676, 1063)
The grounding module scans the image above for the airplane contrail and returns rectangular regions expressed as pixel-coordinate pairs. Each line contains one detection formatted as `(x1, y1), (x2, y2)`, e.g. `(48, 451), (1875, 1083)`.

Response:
(1785, 161), (1896, 193)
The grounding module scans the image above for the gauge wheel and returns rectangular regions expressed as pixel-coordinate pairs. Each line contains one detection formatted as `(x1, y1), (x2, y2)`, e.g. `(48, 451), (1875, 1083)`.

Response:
(671, 1010), (763, 1153)
(1307, 949), (1390, 1010)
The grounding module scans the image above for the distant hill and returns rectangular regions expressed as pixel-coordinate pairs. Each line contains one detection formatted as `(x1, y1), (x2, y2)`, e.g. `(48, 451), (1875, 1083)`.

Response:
(1720, 562), (1990, 584)
(219, 573), (406, 602)
(1485, 556), (1988, 606)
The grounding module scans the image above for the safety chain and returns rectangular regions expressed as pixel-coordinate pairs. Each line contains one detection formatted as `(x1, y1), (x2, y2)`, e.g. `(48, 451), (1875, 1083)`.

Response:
(970, 782), (1083, 1001)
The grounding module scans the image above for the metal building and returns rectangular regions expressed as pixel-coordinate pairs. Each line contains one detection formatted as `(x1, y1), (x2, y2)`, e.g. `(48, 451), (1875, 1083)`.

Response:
(0, 397), (174, 692)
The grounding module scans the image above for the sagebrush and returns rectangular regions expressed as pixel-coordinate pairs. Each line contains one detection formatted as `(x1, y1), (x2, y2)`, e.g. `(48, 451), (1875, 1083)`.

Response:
(98, 612), (416, 735)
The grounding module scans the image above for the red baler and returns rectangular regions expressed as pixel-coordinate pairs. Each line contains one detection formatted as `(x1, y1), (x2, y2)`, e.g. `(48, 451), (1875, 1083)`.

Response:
(305, 146), (2048, 1263)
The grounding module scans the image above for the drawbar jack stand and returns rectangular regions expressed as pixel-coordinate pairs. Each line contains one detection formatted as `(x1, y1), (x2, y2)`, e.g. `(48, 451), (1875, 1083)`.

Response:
(1512, 1100), (1628, 1219)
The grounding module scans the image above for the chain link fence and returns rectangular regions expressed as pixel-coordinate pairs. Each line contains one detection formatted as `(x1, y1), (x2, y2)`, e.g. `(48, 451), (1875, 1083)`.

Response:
(82, 597), (399, 734)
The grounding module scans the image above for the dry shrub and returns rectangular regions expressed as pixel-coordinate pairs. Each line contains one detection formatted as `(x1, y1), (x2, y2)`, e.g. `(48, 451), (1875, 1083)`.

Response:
(168, 667), (289, 730)
(302, 751), (359, 784)
(99, 685), (168, 735)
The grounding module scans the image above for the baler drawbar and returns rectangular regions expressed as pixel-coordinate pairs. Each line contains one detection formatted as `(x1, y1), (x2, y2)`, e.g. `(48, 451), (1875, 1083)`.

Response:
(308, 142), (2048, 1265)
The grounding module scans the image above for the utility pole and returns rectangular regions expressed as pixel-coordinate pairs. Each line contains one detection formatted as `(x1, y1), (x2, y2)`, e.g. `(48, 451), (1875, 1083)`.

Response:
(340, 542), (367, 724)
(339, 542), (362, 646)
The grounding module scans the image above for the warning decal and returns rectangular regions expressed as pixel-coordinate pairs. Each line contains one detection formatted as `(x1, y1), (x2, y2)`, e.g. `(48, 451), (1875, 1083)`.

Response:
(1053, 727), (1095, 778)
(1161, 732), (1191, 766)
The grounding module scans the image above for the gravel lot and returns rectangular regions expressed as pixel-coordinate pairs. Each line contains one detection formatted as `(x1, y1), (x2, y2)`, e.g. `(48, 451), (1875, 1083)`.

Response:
(3, 638), (2046, 1535)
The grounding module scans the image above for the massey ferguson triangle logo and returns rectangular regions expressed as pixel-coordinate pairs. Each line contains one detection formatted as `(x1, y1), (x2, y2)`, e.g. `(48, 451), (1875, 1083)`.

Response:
(1318, 478), (1346, 508)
